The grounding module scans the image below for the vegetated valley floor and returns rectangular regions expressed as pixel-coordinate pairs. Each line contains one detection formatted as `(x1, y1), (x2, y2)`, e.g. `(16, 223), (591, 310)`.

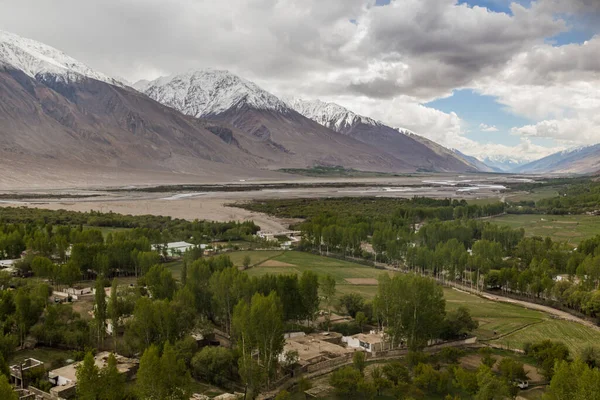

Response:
(490, 214), (600, 245)
(166, 249), (600, 355)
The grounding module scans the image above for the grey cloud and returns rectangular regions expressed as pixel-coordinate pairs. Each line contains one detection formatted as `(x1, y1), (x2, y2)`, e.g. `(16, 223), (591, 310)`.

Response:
(341, 0), (564, 98)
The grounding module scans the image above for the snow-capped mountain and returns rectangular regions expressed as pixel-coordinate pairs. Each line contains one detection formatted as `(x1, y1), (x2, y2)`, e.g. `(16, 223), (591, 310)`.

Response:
(0, 30), (121, 86)
(134, 69), (289, 117)
(0, 30), (289, 187)
(287, 99), (380, 133)
(452, 150), (501, 173)
(514, 144), (600, 174)
(137, 70), (420, 172)
(288, 98), (478, 172)
(480, 155), (530, 172)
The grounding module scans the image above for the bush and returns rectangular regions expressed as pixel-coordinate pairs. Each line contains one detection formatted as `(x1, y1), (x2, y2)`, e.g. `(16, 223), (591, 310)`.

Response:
(439, 347), (465, 364)
(328, 322), (361, 336)
(191, 347), (235, 386)
(330, 366), (363, 397)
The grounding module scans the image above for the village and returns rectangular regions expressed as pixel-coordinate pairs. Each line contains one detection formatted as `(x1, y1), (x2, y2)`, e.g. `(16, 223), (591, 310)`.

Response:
(1, 229), (483, 400)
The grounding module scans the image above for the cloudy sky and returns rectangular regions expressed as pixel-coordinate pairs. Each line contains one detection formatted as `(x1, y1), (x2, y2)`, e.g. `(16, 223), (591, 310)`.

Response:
(1, 0), (599, 162)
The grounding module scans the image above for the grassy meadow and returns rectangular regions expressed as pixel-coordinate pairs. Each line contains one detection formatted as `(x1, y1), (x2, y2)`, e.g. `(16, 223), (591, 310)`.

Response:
(490, 213), (600, 244)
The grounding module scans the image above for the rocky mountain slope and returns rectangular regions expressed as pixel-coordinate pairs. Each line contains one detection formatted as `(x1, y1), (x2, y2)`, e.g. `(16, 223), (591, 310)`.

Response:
(0, 31), (291, 187)
(0, 30), (489, 188)
(288, 99), (478, 172)
(514, 144), (600, 174)
(136, 70), (419, 172)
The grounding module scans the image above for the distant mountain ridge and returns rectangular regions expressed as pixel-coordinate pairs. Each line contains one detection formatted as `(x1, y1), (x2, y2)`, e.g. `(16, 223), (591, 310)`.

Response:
(286, 98), (477, 172)
(452, 150), (501, 173)
(0, 29), (517, 189)
(514, 144), (600, 174)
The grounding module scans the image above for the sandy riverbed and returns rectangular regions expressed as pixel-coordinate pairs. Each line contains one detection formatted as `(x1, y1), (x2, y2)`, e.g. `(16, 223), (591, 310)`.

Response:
(0, 174), (520, 231)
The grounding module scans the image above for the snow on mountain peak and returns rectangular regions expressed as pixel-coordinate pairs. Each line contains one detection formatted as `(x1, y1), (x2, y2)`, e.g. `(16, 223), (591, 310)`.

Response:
(135, 69), (290, 117)
(0, 30), (121, 86)
(287, 98), (380, 133)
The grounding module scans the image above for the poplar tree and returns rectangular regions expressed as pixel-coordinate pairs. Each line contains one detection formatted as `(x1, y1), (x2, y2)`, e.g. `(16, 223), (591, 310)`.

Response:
(76, 352), (100, 400)
(94, 278), (107, 346)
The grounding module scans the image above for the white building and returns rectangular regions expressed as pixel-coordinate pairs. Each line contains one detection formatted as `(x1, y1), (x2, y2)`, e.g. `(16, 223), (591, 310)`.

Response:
(342, 331), (394, 354)
(151, 241), (195, 257)
(0, 259), (17, 268)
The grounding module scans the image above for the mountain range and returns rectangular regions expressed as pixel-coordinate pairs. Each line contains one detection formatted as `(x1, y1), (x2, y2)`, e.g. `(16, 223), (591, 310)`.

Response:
(0, 29), (597, 188)
(135, 71), (477, 173)
(514, 144), (600, 174)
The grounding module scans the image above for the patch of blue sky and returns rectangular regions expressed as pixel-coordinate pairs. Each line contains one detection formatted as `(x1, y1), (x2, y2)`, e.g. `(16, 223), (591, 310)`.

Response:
(425, 89), (533, 145)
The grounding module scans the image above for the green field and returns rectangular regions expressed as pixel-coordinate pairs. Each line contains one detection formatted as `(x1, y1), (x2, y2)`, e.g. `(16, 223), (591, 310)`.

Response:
(490, 214), (600, 244)
(445, 288), (600, 354)
(246, 251), (388, 282)
(506, 187), (560, 203)
(444, 288), (545, 340)
(494, 318), (600, 355)
(226, 250), (284, 267)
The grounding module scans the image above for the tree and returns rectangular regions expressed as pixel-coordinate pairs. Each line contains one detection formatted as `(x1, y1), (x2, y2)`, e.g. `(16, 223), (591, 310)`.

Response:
(580, 346), (600, 368)
(94, 278), (107, 346)
(191, 347), (235, 386)
(479, 348), (496, 369)
(250, 292), (285, 385)
(353, 351), (367, 375)
(330, 366), (362, 397)
(382, 361), (410, 386)
(232, 300), (263, 398)
(15, 287), (45, 347)
(136, 345), (161, 400)
(355, 311), (367, 333)
(274, 390), (291, 400)
(526, 340), (570, 380)
(475, 366), (511, 400)
(243, 255), (252, 269)
(107, 279), (122, 351)
(60, 261), (81, 288)
(544, 358), (600, 400)
(159, 342), (191, 399)
(210, 267), (249, 334)
(145, 264), (177, 300)
(0, 374), (17, 400)
(374, 274), (446, 350)
(320, 274), (337, 319)
(338, 293), (365, 318)
(136, 343), (191, 400)
(99, 353), (126, 400)
(31, 256), (55, 281)
(371, 366), (392, 396)
(440, 306), (478, 340)
(439, 347), (465, 364)
(497, 357), (527, 382)
(455, 367), (479, 395)
(76, 352), (100, 400)
(181, 260), (188, 286)
(299, 271), (319, 324)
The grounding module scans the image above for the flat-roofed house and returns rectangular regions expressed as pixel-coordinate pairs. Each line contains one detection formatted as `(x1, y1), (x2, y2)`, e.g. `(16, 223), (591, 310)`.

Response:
(48, 352), (138, 399)
(342, 332), (394, 354)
